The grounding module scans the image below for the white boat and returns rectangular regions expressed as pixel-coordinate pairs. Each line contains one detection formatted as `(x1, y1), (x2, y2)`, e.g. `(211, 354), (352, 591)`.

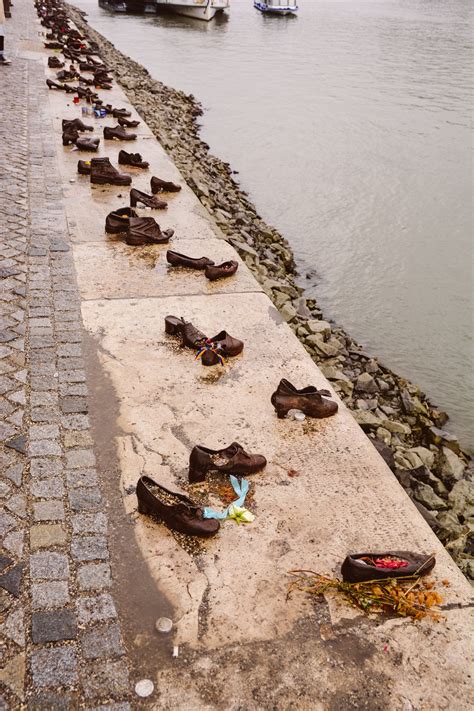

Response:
(254, 1), (298, 15)
(154, 0), (230, 21)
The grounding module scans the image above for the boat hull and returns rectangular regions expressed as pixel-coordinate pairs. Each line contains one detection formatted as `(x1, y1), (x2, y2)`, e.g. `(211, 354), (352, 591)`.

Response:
(155, 1), (229, 21)
(254, 2), (297, 14)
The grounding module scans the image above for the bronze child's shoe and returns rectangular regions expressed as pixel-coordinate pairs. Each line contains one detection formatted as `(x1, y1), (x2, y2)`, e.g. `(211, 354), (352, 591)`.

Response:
(129, 188), (167, 210)
(164, 316), (208, 350)
(125, 217), (173, 246)
(188, 443), (267, 483)
(118, 150), (149, 169)
(150, 176), (181, 194)
(166, 250), (214, 270)
(105, 207), (138, 234)
(205, 260), (239, 281)
(270, 378), (338, 419)
(136, 476), (220, 538)
(104, 126), (137, 141)
(90, 157), (132, 186)
(341, 552), (436, 583)
(207, 331), (243, 358)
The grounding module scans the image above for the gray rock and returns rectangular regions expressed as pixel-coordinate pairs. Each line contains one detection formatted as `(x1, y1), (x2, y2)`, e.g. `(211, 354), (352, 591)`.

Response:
(381, 419), (411, 436)
(307, 320), (331, 338)
(448, 480), (474, 518)
(280, 303), (297, 322)
(440, 447), (465, 485)
(352, 410), (382, 429)
(413, 482), (447, 511)
(355, 373), (378, 394)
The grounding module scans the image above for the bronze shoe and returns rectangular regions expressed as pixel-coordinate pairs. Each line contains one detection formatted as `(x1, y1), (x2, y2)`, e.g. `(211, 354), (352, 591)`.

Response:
(189, 443), (267, 483)
(136, 476), (220, 538)
(75, 136), (100, 152)
(166, 250), (214, 270)
(164, 316), (208, 350)
(130, 188), (167, 210)
(118, 116), (140, 128)
(62, 129), (79, 146)
(113, 107), (132, 118)
(125, 217), (173, 246)
(77, 160), (91, 175)
(205, 260), (238, 281)
(150, 176), (181, 194)
(119, 150), (149, 169)
(62, 118), (93, 132)
(207, 331), (243, 358)
(105, 207), (138, 234)
(104, 125), (137, 141)
(341, 552), (436, 583)
(271, 379), (338, 419)
(90, 157), (132, 186)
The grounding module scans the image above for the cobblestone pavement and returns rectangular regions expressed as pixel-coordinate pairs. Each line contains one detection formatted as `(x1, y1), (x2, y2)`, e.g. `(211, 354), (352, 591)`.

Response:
(0, 2), (132, 707)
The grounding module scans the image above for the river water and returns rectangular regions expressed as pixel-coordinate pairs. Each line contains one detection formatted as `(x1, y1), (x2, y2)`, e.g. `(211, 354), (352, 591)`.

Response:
(73, 0), (473, 449)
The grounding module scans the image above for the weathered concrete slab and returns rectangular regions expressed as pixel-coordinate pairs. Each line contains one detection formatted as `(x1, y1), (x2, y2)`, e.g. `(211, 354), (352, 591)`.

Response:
(73, 238), (259, 300)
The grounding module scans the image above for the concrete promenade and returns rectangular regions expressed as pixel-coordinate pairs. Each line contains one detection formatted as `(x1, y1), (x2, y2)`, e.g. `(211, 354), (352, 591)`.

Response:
(0, 0), (473, 708)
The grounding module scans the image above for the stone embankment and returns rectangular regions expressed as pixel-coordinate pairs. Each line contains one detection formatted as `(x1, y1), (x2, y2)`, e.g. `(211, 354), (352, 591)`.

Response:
(68, 4), (473, 580)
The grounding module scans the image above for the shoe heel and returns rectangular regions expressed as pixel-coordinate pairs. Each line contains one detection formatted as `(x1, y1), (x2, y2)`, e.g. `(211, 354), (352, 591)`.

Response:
(130, 194), (137, 208)
(137, 501), (162, 522)
(275, 407), (289, 419)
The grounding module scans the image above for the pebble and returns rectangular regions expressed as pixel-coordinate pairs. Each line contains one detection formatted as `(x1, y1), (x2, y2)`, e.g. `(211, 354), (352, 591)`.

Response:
(135, 679), (154, 698)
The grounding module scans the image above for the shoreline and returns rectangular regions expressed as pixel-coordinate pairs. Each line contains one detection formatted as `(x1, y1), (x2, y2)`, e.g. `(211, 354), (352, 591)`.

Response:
(67, 3), (473, 580)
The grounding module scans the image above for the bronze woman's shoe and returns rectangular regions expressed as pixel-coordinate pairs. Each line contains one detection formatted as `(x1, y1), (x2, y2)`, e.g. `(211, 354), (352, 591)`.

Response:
(130, 189), (167, 210)
(119, 151), (149, 169)
(125, 217), (173, 246)
(46, 78), (65, 91)
(75, 136), (100, 152)
(118, 116), (140, 128)
(113, 107), (132, 118)
(77, 160), (91, 175)
(150, 176), (181, 194)
(271, 379), (338, 420)
(104, 126), (137, 141)
(137, 476), (219, 537)
(166, 250), (214, 270)
(105, 207), (138, 234)
(341, 552), (436, 583)
(90, 157), (132, 186)
(205, 260), (239, 281)
(62, 118), (93, 132)
(56, 69), (78, 82)
(164, 316), (208, 350)
(62, 130), (79, 146)
(188, 443), (267, 483)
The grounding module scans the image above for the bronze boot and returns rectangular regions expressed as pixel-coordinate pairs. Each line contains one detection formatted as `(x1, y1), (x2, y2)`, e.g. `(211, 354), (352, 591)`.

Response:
(125, 217), (173, 246)
(270, 379), (338, 419)
(90, 157), (132, 186)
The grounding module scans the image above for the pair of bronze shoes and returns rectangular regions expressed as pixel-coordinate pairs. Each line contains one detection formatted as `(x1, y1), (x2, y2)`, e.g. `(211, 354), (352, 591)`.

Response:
(165, 316), (243, 366)
(136, 440), (267, 536)
(105, 208), (174, 246)
(271, 379), (338, 419)
(166, 250), (239, 282)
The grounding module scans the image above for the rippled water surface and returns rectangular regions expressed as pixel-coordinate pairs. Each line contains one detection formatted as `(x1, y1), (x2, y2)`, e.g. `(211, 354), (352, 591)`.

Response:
(74, 0), (473, 448)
